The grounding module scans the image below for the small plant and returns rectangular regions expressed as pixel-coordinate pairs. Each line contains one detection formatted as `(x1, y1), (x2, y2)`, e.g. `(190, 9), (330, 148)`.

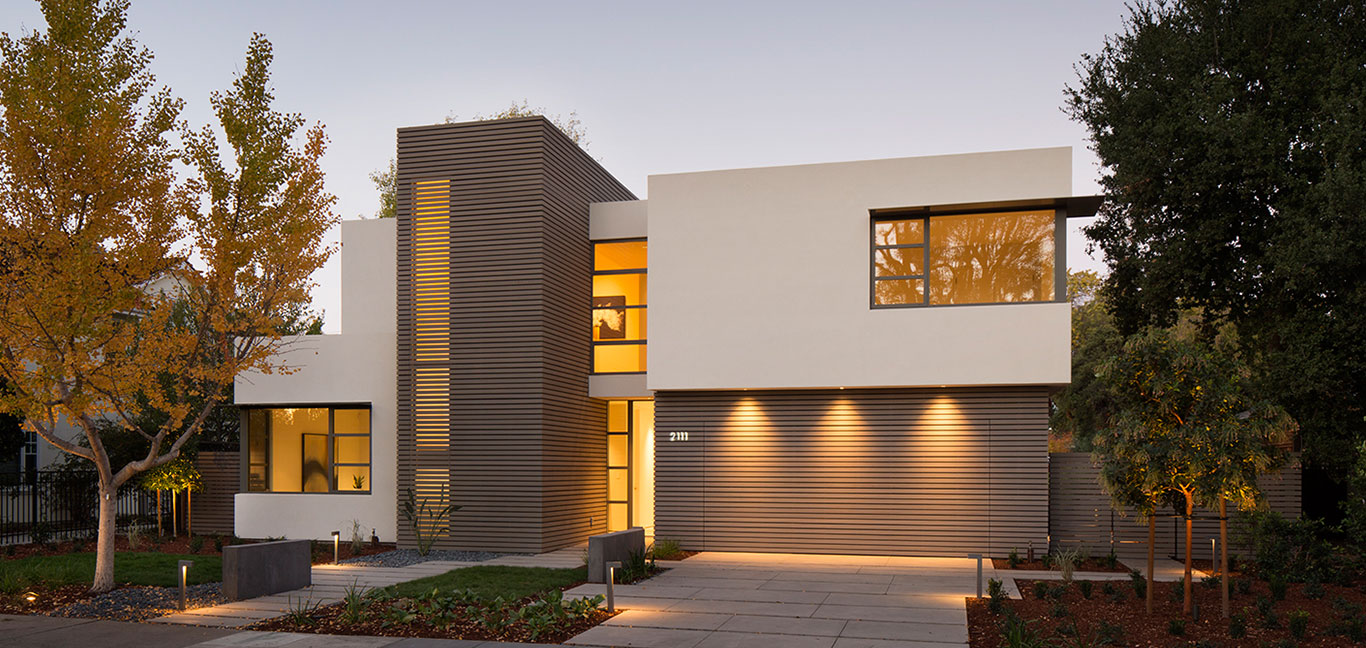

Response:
(1200, 573), (1220, 589)
(1041, 552), (1054, 569)
(188, 535), (204, 553)
(1304, 578), (1325, 600)
(1235, 576), (1252, 596)
(1167, 580), (1184, 603)
(286, 595), (319, 626)
(1048, 583), (1068, 601)
(1258, 596), (1281, 629)
(1096, 619), (1124, 645)
(1007, 547), (1021, 568)
(1129, 569), (1146, 598)
(213, 535), (224, 552)
(349, 519), (365, 554)
(126, 526), (143, 550)
(1288, 609), (1310, 639)
(1077, 579), (1093, 599)
(1100, 581), (1116, 596)
(650, 537), (685, 560)
(1107, 588), (1127, 604)
(999, 613), (1048, 648)
(1056, 547), (1079, 583)
(1032, 580), (1050, 599)
(1103, 551), (1118, 570)
(400, 488), (461, 556)
(1049, 601), (1069, 618)
(0, 570), (28, 595)
(1167, 618), (1185, 636)
(352, 474), (366, 490)
(341, 579), (368, 623)
(1228, 611), (1246, 638)
(987, 578), (1007, 613)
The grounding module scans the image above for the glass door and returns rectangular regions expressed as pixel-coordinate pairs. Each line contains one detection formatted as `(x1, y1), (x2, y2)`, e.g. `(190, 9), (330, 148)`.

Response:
(605, 399), (655, 533)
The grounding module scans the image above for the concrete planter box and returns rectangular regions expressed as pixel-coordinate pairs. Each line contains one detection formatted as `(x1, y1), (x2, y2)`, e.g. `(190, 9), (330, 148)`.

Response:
(223, 539), (311, 600)
(588, 527), (645, 583)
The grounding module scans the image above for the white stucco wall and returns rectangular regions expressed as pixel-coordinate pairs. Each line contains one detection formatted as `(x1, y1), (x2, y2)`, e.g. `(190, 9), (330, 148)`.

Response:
(234, 218), (397, 541)
(647, 147), (1073, 391)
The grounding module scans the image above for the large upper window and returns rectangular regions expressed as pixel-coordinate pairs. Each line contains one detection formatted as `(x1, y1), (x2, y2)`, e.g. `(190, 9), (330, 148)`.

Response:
(593, 240), (646, 373)
(872, 209), (1056, 307)
(245, 406), (371, 493)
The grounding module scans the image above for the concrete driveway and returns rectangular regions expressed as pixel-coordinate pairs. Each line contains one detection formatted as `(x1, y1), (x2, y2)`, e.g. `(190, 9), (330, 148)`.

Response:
(564, 552), (979, 648)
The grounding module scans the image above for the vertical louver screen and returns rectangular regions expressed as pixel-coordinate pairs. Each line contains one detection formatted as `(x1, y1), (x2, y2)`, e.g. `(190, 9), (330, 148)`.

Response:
(411, 180), (453, 539)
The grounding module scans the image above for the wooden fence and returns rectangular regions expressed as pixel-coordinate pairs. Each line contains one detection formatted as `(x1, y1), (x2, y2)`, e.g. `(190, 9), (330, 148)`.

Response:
(193, 451), (238, 535)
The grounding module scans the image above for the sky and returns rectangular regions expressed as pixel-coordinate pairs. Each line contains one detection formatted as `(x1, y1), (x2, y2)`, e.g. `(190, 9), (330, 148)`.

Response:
(2, 0), (1132, 332)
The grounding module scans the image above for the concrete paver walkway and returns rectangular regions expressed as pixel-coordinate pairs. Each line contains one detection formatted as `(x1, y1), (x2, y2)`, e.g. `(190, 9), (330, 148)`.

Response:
(563, 552), (981, 648)
(154, 545), (587, 628)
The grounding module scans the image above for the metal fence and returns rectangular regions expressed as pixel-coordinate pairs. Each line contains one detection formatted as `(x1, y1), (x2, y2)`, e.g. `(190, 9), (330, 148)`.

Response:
(0, 471), (157, 545)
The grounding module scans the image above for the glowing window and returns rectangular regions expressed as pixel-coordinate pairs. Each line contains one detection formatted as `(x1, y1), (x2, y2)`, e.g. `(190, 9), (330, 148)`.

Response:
(593, 239), (646, 373)
(872, 210), (1056, 307)
(244, 406), (372, 493)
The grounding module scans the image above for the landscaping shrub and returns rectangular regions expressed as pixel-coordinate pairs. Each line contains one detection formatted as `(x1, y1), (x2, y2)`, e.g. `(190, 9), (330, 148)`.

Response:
(1096, 619), (1124, 645)
(1305, 579), (1325, 599)
(1055, 548), (1079, 583)
(1235, 576), (1251, 596)
(212, 535), (223, 553)
(1103, 551), (1118, 570)
(1128, 569), (1146, 598)
(1200, 574), (1219, 589)
(1258, 595), (1281, 629)
(1049, 601), (1068, 618)
(1100, 581), (1116, 596)
(1007, 547), (1020, 568)
(1167, 618), (1185, 636)
(987, 578), (1007, 614)
(1032, 580), (1049, 600)
(1239, 510), (1336, 582)
(998, 613), (1048, 648)
(1288, 609), (1310, 639)
(650, 537), (685, 561)
(1048, 583), (1068, 601)
(1078, 579), (1093, 599)
(1167, 580), (1184, 603)
(188, 535), (204, 553)
(1268, 574), (1287, 601)
(1228, 611), (1246, 638)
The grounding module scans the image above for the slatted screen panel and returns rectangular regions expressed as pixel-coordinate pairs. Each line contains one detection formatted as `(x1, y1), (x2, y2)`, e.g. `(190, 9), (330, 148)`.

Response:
(654, 387), (1051, 557)
(1048, 452), (1301, 557)
(192, 451), (238, 535)
(395, 118), (634, 553)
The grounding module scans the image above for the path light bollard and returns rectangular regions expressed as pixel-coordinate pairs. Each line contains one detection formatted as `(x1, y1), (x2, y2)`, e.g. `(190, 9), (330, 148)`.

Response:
(1211, 538), (1217, 576)
(332, 530), (341, 564)
(1027, 541), (1034, 563)
(606, 560), (621, 613)
(178, 559), (194, 610)
(968, 554), (983, 598)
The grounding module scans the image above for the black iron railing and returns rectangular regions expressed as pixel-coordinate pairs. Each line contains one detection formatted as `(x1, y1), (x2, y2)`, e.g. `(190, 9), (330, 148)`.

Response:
(0, 471), (156, 545)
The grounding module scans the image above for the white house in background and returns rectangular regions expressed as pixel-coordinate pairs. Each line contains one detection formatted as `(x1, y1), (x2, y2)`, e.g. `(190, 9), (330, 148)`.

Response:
(234, 117), (1097, 556)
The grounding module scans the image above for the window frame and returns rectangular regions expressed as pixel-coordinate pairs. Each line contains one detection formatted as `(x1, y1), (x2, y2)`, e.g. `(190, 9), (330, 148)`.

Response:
(240, 404), (373, 495)
(592, 237), (647, 375)
(870, 208), (1063, 309)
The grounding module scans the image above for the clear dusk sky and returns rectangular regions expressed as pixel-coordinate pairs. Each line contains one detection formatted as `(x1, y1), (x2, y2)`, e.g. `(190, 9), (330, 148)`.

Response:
(3, 1), (1133, 332)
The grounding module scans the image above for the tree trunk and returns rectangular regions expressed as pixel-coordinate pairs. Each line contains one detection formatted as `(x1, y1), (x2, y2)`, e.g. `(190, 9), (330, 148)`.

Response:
(1146, 515), (1155, 615)
(1220, 498), (1230, 618)
(171, 490), (177, 537)
(1184, 494), (1194, 616)
(155, 489), (162, 536)
(187, 489), (192, 537)
(91, 481), (118, 593)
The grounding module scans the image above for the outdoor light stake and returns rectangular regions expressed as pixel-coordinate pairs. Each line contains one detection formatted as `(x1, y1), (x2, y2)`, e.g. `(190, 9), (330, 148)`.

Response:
(1211, 538), (1217, 576)
(968, 554), (983, 598)
(178, 560), (194, 610)
(332, 530), (341, 564)
(606, 560), (621, 613)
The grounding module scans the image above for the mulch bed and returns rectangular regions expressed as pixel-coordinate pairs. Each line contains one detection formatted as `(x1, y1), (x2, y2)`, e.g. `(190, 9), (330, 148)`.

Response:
(991, 557), (1131, 572)
(968, 576), (1366, 647)
(0, 584), (92, 615)
(249, 596), (617, 644)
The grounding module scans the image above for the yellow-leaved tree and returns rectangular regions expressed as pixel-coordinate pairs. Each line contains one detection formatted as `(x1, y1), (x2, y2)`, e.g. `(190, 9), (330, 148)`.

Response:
(0, 0), (335, 592)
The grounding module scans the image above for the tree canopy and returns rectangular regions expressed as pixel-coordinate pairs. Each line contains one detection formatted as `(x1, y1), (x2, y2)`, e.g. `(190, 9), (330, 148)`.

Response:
(1065, 0), (1366, 502)
(1050, 270), (1122, 452)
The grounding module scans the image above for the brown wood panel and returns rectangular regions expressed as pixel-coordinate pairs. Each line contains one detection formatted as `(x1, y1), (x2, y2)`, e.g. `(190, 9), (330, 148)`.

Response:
(193, 451), (238, 535)
(395, 117), (633, 553)
(1048, 452), (1301, 558)
(654, 387), (1050, 557)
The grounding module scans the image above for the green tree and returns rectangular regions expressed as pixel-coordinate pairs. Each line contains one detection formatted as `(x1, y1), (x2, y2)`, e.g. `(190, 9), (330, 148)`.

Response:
(371, 100), (588, 218)
(141, 457), (201, 536)
(1051, 270), (1122, 451)
(0, 2), (335, 592)
(1065, 0), (1366, 513)
(1094, 327), (1293, 616)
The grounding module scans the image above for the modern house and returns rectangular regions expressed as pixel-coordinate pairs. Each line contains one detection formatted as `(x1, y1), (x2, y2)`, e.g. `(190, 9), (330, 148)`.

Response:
(233, 116), (1101, 556)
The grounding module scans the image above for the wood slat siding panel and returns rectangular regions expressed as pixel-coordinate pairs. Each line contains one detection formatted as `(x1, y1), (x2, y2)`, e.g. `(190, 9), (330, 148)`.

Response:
(1048, 452), (1301, 556)
(193, 451), (238, 535)
(655, 387), (1051, 557)
(396, 117), (634, 553)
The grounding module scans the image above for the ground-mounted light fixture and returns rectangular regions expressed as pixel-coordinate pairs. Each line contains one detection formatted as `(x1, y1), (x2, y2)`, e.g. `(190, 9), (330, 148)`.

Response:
(606, 560), (621, 613)
(23, 591), (36, 604)
(1210, 538), (1217, 575)
(178, 559), (194, 610)
(332, 530), (341, 564)
(968, 553), (983, 598)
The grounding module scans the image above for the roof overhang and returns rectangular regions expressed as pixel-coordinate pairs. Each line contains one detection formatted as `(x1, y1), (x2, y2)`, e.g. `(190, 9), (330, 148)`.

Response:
(871, 195), (1104, 219)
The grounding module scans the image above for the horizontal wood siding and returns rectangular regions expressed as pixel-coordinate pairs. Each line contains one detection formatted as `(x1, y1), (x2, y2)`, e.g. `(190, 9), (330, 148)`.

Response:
(655, 387), (1051, 556)
(1048, 452), (1301, 557)
(193, 451), (238, 535)
(396, 117), (633, 553)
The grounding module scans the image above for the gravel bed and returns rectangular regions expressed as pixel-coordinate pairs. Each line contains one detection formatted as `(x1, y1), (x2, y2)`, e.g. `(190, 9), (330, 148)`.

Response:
(47, 583), (226, 622)
(339, 548), (505, 568)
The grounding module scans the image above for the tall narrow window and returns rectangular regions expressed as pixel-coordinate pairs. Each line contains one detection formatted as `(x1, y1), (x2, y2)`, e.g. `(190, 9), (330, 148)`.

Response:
(593, 240), (647, 373)
(872, 210), (1055, 307)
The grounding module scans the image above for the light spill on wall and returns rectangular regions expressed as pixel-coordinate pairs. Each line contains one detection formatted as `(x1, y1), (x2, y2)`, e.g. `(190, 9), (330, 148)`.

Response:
(411, 179), (452, 539)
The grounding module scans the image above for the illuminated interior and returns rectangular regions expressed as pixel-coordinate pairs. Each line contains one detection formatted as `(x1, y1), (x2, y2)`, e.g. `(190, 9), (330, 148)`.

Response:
(605, 399), (655, 533)
(873, 209), (1055, 306)
(245, 407), (372, 493)
(592, 240), (647, 373)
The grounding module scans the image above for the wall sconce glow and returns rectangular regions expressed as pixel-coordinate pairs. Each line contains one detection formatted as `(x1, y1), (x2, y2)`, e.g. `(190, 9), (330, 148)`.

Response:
(332, 530), (341, 564)
(177, 559), (194, 610)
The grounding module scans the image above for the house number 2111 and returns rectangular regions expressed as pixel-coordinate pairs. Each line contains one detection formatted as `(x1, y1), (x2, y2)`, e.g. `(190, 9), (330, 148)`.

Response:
(668, 431), (690, 442)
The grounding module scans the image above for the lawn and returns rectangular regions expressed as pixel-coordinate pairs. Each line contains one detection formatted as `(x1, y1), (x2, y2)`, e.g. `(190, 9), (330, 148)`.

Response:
(0, 552), (221, 590)
(385, 564), (587, 599)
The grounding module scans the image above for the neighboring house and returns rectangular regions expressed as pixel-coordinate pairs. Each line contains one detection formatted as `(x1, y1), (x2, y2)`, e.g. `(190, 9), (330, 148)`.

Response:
(234, 116), (1099, 556)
